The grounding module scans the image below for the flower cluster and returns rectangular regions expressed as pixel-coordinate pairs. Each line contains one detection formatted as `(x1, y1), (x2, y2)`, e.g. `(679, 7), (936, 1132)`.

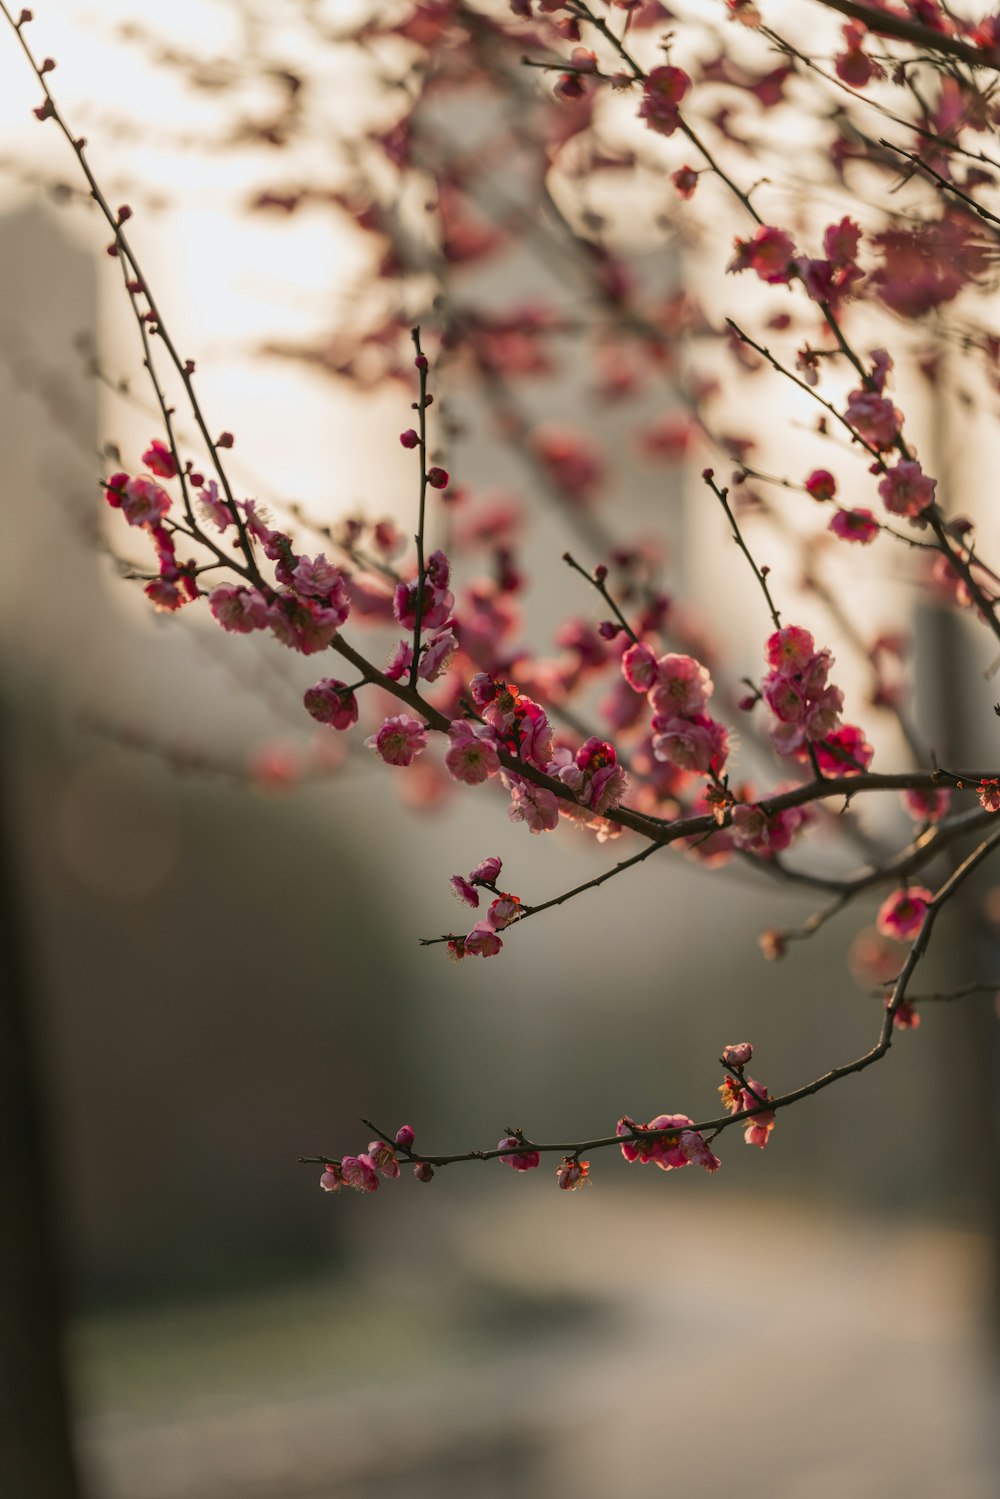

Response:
(320, 1124), (423, 1193)
(759, 627), (871, 774)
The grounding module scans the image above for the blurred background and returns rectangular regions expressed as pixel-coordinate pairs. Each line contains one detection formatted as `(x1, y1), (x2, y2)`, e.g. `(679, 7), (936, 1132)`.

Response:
(1, 3), (999, 1496)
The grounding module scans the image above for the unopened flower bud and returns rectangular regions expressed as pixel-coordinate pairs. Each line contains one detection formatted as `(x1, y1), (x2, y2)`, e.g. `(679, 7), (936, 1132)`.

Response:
(413, 1161), (434, 1182)
(399, 429), (419, 449)
(395, 1124), (415, 1148)
(597, 619), (620, 640)
(427, 466), (449, 489)
(722, 1042), (753, 1068)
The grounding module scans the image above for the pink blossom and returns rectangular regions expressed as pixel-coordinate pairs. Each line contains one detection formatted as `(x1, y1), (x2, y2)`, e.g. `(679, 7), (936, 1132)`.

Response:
(766, 626), (816, 672)
(649, 653), (713, 716)
(728, 225), (796, 284)
(367, 1141), (400, 1179)
(844, 389), (901, 451)
(395, 1125), (415, 1149)
(830, 507), (879, 544)
(472, 856), (502, 885)
(268, 593), (347, 654)
(144, 578), (186, 612)
(198, 479), (232, 531)
(291, 552), (348, 600)
(445, 720), (501, 784)
(385, 639), (414, 680)
(622, 641), (657, 692)
(876, 886), (932, 941)
(464, 922), (503, 956)
(365, 714), (428, 766)
(722, 1042), (753, 1067)
(556, 1158), (591, 1190)
(638, 64), (690, 136)
(340, 1154), (380, 1192)
(121, 475), (171, 528)
(507, 778), (561, 833)
(877, 461), (936, 518)
(486, 894), (521, 930)
(420, 627), (458, 682)
(731, 803), (804, 854)
(617, 1114), (718, 1173)
(979, 778), (1000, 813)
(901, 787), (950, 823)
(209, 584), (270, 633)
(498, 1136), (540, 1170)
(814, 724), (873, 775)
(320, 1162), (344, 1192)
(141, 439), (178, 479)
(651, 713), (729, 775)
(303, 679), (358, 731)
(450, 875), (479, 907)
(805, 469), (836, 501)
(680, 1132), (721, 1172)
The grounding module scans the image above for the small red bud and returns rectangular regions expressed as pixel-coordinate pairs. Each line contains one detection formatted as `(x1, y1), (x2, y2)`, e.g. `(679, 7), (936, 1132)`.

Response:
(105, 243), (119, 257)
(40, 57), (55, 73)
(117, 204), (132, 223)
(413, 1162), (434, 1182)
(216, 431), (234, 449)
(399, 429), (419, 449)
(593, 563), (608, 583)
(414, 353), (428, 371)
(18, 9), (33, 24)
(597, 619), (620, 641)
(702, 467), (714, 481)
(183, 359), (195, 376)
(33, 98), (54, 121)
(427, 466), (449, 489)
(189, 471), (204, 487)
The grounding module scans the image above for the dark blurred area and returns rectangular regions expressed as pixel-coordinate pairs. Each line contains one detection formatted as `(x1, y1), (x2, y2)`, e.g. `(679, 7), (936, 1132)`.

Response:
(2, 203), (999, 1499)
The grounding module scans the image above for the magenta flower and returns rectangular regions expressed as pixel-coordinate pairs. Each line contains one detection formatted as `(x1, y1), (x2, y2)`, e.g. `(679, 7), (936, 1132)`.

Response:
(877, 461), (936, 518)
(445, 720), (501, 784)
(876, 887), (932, 941)
(465, 922), (503, 957)
(649, 653), (713, 717)
(365, 714), (428, 766)
(340, 1154), (379, 1192)
(121, 474), (171, 527)
(141, 438), (178, 479)
(209, 584), (270, 634)
(303, 679), (358, 731)
(830, 507), (879, 544)
(844, 389), (901, 450)
(498, 1136), (541, 1170)
(638, 64), (690, 137)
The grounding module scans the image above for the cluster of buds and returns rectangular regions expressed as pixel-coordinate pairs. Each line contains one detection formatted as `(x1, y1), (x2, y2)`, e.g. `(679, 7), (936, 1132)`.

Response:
(320, 1125), (432, 1192)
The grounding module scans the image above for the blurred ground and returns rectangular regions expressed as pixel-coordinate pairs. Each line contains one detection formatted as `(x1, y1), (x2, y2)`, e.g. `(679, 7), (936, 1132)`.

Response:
(75, 1187), (999, 1499)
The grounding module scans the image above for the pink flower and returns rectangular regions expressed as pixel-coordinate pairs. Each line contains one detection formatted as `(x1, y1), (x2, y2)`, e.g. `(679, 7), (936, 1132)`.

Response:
(367, 1141), (400, 1179)
(445, 720), (501, 784)
(121, 475), (171, 527)
(464, 922), (503, 957)
(830, 507), (879, 544)
(805, 469), (837, 501)
(365, 714), (428, 766)
(876, 886), (932, 941)
(672, 165), (699, 199)
(901, 787), (950, 823)
(877, 461), (936, 518)
(141, 439), (178, 479)
(472, 856), (502, 884)
(450, 874), (479, 908)
(420, 627), (458, 682)
(498, 1136), (540, 1170)
(638, 64), (690, 136)
(486, 894), (521, 930)
(651, 713), (729, 775)
(622, 641), (658, 692)
(728, 225), (796, 284)
(722, 1042), (753, 1067)
(198, 480), (232, 531)
(340, 1154), (379, 1192)
(844, 389), (901, 451)
(556, 1158), (591, 1190)
(979, 778), (1000, 813)
(320, 1162), (344, 1192)
(814, 724), (873, 775)
(303, 679), (358, 730)
(144, 578), (186, 612)
(617, 1114), (718, 1173)
(291, 552), (348, 600)
(209, 584), (270, 633)
(268, 593), (347, 654)
(649, 653), (713, 716)
(507, 778), (561, 834)
(766, 626), (816, 672)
